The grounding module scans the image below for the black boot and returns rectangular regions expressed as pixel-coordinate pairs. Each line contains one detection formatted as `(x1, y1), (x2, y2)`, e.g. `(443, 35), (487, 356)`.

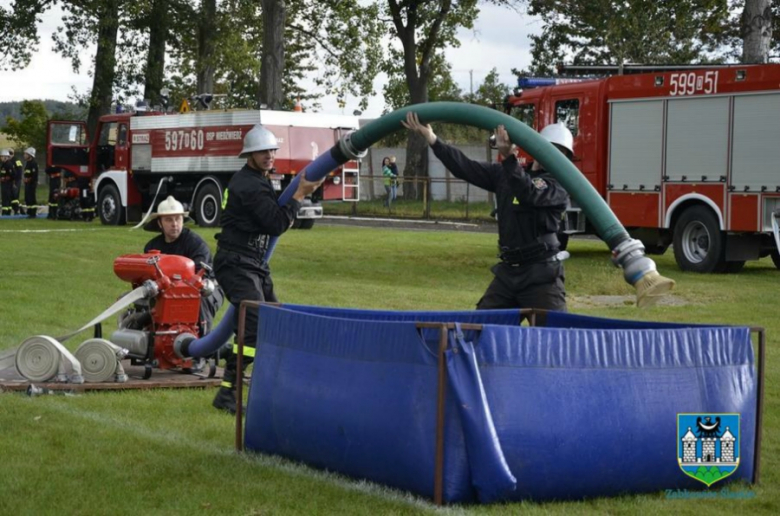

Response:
(212, 386), (237, 414)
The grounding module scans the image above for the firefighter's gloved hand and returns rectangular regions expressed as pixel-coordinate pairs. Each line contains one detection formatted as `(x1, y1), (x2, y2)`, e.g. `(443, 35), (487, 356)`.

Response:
(494, 125), (516, 159)
(201, 278), (217, 297)
(401, 112), (437, 145)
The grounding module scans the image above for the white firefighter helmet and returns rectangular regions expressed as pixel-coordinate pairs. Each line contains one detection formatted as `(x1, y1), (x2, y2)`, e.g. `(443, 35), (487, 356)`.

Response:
(143, 195), (190, 231)
(539, 122), (574, 156)
(24, 147), (36, 158)
(0, 149), (9, 158)
(239, 124), (279, 158)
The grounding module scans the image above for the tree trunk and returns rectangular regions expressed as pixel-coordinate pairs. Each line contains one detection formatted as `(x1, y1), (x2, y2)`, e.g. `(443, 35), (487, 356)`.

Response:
(143, 0), (169, 106)
(742, 0), (773, 63)
(402, 67), (430, 200)
(87, 0), (120, 140)
(196, 0), (217, 95)
(258, 0), (287, 109)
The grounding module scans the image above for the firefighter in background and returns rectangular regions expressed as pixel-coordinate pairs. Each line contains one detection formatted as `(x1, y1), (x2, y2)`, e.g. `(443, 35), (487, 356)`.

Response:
(78, 176), (96, 222)
(143, 196), (224, 335)
(45, 166), (62, 219)
(1, 149), (14, 215)
(211, 124), (323, 414)
(402, 112), (571, 312)
(10, 149), (23, 214)
(22, 147), (39, 218)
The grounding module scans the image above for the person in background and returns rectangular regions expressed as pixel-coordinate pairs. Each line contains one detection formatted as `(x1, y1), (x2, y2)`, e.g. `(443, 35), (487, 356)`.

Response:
(45, 166), (62, 219)
(22, 147), (39, 218)
(9, 149), (23, 215)
(402, 112), (572, 312)
(382, 156), (397, 208)
(0, 150), (14, 216)
(389, 155), (400, 201)
(211, 124), (324, 414)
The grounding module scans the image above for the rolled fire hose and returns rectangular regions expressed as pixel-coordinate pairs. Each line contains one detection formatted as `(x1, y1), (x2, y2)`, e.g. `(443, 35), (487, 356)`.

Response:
(75, 338), (129, 383)
(15, 336), (84, 383)
(10, 283), (156, 382)
(182, 101), (676, 359)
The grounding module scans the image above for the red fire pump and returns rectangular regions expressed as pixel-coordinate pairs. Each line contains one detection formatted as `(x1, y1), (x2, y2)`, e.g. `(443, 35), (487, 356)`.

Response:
(110, 251), (215, 378)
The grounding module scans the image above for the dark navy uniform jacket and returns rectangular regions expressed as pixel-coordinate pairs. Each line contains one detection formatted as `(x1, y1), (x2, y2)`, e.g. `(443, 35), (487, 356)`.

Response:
(216, 164), (301, 255)
(431, 139), (569, 258)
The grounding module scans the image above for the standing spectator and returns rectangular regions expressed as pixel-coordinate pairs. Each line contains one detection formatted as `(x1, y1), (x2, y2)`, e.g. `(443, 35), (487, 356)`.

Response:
(382, 157), (397, 208)
(10, 149), (23, 215)
(22, 147), (39, 218)
(0, 150), (14, 215)
(389, 155), (400, 201)
(45, 166), (62, 219)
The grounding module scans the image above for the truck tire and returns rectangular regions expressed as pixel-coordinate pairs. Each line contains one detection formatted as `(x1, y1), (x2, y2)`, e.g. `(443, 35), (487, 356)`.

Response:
(194, 183), (221, 227)
(98, 184), (125, 225)
(673, 206), (726, 273)
(298, 219), (315, 230)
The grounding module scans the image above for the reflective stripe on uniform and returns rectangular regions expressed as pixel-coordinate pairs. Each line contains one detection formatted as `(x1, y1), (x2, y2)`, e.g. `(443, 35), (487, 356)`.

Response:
(232, 344), (255, 358)
(221, 188), (229, 209)
(220, 380), (233, 389)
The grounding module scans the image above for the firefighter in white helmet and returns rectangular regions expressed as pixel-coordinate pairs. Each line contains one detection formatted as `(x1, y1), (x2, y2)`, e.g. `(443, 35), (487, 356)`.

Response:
(211, 124), (324, 414)
(143, 196), (224, 334)
(22, 147), (39, 218)
(0, 149), (14, 216)
(403, 113), (572, 312)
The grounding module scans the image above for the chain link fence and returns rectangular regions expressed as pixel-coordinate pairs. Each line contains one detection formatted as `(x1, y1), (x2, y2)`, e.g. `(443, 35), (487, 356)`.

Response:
(323, 144), (499, 222)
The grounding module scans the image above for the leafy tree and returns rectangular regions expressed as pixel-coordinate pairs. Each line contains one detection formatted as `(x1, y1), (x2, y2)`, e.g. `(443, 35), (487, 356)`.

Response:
(742, 0), (773, 62)
(380, 1), (519, 198)
(527, 0), (732, 71)
(2, 100), (50, 154)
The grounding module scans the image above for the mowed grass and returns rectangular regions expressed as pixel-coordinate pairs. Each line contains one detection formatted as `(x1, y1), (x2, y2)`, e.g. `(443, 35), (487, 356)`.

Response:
(324, 198), (495, 222)
(0, 218), (778, 515)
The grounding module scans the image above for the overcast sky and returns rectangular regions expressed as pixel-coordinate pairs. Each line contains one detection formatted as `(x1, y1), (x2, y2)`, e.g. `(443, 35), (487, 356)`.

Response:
(0, 3), (542, 117)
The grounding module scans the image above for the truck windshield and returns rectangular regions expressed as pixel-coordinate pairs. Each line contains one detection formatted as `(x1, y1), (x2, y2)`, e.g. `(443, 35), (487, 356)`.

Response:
(51, 123), (87, 145)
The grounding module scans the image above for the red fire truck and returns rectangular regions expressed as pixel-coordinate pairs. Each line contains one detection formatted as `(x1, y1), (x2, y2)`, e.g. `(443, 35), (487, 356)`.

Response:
(505, 64), (780, 273)
(46, 108), (361, 229)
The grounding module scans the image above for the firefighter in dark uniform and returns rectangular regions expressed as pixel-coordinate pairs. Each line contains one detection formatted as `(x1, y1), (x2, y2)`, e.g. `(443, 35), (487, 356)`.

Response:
(45, 166), (62, 219)
(10, 149), (23, 214)
(143, 196), (224, 335)
(402, 112), (572, 312)
(22, 147), (39, 218)
(78, 176), (96, 221)
(211, 124), (323, 414)
(0, 150), (14, 215)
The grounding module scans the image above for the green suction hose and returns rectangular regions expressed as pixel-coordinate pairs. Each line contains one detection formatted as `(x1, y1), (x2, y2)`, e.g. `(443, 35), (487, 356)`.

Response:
(339, 102), (675, 306)
(350, 102), (628, 248)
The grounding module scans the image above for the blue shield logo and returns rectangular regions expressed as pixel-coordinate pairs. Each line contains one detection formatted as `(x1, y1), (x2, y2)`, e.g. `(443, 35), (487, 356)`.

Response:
(677, 413), (740, 487)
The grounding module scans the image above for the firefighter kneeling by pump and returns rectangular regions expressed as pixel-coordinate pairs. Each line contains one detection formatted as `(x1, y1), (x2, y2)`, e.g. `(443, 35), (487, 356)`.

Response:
(112, 197), (225, 376)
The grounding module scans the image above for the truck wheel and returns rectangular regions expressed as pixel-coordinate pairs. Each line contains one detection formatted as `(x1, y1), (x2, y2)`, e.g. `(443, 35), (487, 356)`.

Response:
(771, 250), (780, 270)
(194, 183), (221, 227)
(298, 219), (315, 230)
(98, 184), (125, 225)
(673, 206), (726, 273)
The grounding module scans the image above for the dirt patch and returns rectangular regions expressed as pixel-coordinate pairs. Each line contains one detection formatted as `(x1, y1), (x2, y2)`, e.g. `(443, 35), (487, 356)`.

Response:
(570, 294), (691, 309)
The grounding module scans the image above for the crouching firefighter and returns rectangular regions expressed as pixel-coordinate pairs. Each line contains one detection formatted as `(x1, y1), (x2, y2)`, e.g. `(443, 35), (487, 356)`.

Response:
(402, 112), (572, 312)
(211, 124), (324, 414)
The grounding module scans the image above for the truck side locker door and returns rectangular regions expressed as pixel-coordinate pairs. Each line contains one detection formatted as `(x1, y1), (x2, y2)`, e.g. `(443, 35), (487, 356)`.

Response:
(509, 101), (537, 166)
(115, 123), (129, 170)
(47, 121), (89, 173)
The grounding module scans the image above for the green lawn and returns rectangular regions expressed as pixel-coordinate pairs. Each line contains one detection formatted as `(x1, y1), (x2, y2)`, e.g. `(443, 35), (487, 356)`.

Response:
(323, 198), (496, 222)
(0, 219), (777, 515)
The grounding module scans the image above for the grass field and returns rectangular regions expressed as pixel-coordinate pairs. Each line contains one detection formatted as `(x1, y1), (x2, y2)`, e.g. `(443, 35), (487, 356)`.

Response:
(0, 219), (777, 515)
(323, 199), (495, 222)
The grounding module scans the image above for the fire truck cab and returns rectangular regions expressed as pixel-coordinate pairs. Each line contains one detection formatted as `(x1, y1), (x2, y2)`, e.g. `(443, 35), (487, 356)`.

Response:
(505, 65), (780, 273)
(46, 108), (361, 229)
